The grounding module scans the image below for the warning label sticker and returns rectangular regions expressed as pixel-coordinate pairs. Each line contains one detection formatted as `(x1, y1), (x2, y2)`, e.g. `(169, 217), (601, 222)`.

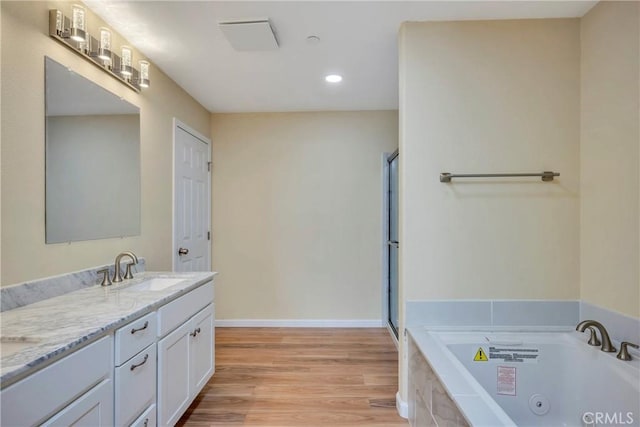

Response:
(488, 346), (539, 364)
(497, 366), (516, 396)
(473, 347), (489, 362)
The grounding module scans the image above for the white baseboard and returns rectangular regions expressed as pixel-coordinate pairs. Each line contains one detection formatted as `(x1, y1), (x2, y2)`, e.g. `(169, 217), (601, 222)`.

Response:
(215, 319), (384, 328)
(396, 391), (408, 419)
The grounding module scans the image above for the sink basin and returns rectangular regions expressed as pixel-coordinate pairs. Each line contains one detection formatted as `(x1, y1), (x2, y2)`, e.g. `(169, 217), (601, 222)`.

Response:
(126, 277), (186, 292)
(1, 336), (41, 358)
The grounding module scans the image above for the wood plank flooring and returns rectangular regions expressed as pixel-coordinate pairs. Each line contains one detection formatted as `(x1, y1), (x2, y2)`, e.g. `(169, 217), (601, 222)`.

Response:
(177, 327), (408, 426)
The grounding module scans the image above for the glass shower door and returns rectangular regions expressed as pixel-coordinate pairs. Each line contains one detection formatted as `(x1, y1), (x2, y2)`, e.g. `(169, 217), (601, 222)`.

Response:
(388, 151), (399, 337)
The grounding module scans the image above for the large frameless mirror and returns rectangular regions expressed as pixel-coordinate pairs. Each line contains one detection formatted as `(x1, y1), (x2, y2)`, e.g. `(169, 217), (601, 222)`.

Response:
(45, 56), (141, 243)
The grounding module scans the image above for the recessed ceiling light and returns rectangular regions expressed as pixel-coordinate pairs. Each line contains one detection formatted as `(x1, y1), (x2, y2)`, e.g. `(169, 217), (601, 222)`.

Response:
(325, 74), (342, 83)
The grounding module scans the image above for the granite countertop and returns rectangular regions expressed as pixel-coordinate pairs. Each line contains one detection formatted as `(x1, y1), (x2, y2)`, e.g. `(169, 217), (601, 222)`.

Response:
(0, 271), (216, 388)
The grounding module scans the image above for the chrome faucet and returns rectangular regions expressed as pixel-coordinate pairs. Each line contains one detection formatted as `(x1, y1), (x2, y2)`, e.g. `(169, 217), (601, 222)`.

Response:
(576, 320), (616, 353)
(113, 251), (139, 283)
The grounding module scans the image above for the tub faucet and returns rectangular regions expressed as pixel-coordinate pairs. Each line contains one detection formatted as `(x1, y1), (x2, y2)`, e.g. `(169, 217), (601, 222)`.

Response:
(113, 251), (139, 283)
(576, 320), (616, 353)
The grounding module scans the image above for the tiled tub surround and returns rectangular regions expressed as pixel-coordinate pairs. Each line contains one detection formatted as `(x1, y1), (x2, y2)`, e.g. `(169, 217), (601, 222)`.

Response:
(406, 299), (639, 347)
(408, 334), (471, 427)
(580, 302), (640, 344)
(0, 258), (146, 312)
(405, 300), (581, 329)
(408, 330), (517, 427)
(405, 300), (640, 427)
(0, 270), (215, 387)
(408, 328), (640, 427)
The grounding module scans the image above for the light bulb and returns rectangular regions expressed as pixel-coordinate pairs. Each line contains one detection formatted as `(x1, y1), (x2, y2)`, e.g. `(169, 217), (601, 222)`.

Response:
(138, 60), (150, 88)
(55, 10), (63, 34)
(70, 5), (86, 42)
(120, 46), (133, 76)
(325, 74), (343, 83)
(98, 27), (112, 62)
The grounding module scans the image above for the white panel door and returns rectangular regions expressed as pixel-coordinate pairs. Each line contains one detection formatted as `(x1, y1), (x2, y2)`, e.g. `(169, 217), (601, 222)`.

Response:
(174, 121), (211, 272)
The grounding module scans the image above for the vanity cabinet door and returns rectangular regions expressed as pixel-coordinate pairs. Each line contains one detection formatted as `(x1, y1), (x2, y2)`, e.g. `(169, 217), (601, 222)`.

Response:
(42, 379), (113, 427)
(190, 304), (215, 395)
(157, 320), (192, 426)
(1, 335), (112, 427)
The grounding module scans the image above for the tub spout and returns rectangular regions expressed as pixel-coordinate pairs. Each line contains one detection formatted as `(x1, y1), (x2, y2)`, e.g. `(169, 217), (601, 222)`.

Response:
(576, 320), (616, 353)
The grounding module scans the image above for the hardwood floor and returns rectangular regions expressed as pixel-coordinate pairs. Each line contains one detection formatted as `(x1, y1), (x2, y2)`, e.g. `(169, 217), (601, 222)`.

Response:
(177, 327), (408, 426)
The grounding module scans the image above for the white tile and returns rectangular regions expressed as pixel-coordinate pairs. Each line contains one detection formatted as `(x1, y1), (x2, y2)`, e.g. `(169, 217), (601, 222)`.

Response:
(580, 302), (640, 344)
(492, 300), (579, 327)
(406, 301), (492, 327)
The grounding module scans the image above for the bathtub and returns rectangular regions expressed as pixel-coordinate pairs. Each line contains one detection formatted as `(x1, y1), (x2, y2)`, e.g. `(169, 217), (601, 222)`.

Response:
(407, 328), (640, 426)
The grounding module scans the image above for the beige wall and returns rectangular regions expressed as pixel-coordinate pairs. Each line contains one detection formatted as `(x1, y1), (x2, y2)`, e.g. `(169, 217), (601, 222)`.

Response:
(580, 1), (640, 318)
(1, 1), (211, 285)
(398, 17), (581, 401)
(399, 18), (580, 302)
(211, 111), (398, 320)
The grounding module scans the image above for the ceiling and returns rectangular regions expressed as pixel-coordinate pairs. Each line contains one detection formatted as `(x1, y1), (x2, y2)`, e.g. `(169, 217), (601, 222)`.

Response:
(85, 1), (597, 113)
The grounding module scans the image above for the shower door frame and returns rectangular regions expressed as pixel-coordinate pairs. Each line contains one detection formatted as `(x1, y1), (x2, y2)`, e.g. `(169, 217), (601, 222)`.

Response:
(382, 150), (399, 343)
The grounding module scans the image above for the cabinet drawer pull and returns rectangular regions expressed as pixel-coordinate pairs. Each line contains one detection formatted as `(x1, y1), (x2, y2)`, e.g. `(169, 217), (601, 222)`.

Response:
(143, 418), (149, 427)
(130, 353), (149, 371)
(190, 327), (201, 337)
(130, 321), (149, 334)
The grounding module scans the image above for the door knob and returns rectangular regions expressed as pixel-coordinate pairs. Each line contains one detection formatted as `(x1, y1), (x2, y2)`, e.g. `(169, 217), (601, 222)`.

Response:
(178, 247), (189, 256)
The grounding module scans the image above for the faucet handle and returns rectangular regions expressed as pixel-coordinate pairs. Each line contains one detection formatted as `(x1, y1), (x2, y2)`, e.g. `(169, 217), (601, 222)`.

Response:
(616, 342), (639, 361)
(586, 327), (601, 346)
(124, 262), (135, 280)
(97, 268), (112, 287)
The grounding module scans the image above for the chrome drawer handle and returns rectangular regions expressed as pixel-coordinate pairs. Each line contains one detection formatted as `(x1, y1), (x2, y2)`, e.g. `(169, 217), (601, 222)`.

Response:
(130, 321), (149, 334)
(190, 327), (201, 337)
(130, 353), (149, 371)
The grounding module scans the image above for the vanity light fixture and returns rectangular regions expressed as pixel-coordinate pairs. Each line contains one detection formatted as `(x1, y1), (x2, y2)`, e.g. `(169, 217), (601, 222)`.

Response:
(97, 27), (112, 62)
(120, 46), (133, 77)
(70, 4), (86, 42)
(325, 74), (343, 83)
(54, 10), (64, 34)
(138, 60), (150, 88)
(48, 8), (150, 92)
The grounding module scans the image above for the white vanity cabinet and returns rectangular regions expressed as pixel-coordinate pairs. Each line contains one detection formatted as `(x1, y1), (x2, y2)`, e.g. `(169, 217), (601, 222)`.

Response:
(0, 276), (215, 427)
(0, 335), (113, 427)
(157, 282), (214, 426)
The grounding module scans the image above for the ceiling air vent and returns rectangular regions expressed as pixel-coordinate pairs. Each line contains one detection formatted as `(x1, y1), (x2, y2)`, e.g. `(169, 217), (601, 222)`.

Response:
(219, 19), (279, 51)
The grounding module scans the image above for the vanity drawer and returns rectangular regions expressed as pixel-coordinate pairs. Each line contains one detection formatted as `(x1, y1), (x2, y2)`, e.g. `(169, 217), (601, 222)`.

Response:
(115, 343), (157, 427)
(157, 281), (213, 337)
(115, 311), (157, 366)
(130, 403), (157, 427)
(1, 335), (112, 427)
